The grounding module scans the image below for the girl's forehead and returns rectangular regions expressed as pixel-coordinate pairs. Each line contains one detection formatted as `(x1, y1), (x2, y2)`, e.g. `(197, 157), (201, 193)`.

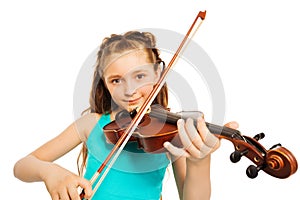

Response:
(103, 51), (153, 76)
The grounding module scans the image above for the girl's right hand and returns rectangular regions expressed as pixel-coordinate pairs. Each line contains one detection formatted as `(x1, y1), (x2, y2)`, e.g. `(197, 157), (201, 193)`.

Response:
(43, 164), (92, 200)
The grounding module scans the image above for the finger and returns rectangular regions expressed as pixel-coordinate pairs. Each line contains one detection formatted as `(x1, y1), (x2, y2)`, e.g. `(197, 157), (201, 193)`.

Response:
(58, 188), (70, 200)
(178, 119), (201, 157)
(51, 193), (60, 200)
(184, 118), (202, 149)
(199, 143), (215, 157)
(224, 121), (239, 129)
(179, 119), (203, 158)
(177, 119), (192, 148)
(163, 142), (190, 158)
(196, 117), (219, 149)
(67, 184), (80, 200)
(78, 178), (92, 199)
(184, 119), (216, 158)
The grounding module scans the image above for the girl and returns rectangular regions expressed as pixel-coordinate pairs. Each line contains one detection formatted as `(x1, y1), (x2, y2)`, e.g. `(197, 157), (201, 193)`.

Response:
(14, 31), (238, 200)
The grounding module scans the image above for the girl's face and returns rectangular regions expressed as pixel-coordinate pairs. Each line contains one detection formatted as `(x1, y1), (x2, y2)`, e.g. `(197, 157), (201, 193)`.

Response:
(103, 51), (160, 112)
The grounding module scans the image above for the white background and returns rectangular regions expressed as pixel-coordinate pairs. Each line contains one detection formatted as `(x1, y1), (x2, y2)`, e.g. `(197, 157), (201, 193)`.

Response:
(1, 0), (299, 199)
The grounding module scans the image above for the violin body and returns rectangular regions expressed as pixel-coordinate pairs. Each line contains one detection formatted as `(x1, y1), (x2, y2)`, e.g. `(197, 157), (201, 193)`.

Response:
(103, 105), (298, 179)
(104, 113), (182, 153)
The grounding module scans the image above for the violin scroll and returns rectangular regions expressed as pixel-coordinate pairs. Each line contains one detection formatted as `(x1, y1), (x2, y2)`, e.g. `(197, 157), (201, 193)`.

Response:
(225, 133), (298, 179)
(244, 146), (298, 179)
(264, 146), (298, 178)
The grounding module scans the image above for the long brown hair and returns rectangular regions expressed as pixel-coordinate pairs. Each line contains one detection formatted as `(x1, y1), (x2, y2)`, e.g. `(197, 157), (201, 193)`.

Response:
(77, 31), (169, 176)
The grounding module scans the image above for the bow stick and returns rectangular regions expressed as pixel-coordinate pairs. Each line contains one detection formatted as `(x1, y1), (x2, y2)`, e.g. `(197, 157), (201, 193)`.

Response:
(81, 10), (207, 200)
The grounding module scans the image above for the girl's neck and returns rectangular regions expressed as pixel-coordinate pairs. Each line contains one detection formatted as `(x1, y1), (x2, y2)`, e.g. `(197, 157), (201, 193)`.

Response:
(110, 107), (137, 121)
(110, 107), (123, 121)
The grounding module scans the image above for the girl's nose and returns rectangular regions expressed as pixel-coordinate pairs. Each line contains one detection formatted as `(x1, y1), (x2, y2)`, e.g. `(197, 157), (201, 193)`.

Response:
(124, 81), (137, 96)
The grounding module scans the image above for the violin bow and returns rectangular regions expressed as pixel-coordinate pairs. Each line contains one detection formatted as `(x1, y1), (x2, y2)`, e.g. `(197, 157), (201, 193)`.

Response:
(80, 10), (207, 199)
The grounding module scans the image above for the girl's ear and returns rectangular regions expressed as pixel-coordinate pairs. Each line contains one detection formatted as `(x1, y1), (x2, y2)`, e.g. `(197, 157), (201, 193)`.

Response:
(101, 75), (108, 89)
(154, 64), (162, 83)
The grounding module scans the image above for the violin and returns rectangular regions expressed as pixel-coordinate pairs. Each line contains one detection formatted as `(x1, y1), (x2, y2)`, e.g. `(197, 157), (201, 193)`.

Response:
(103, 105), (298, 179)
(80, 11), (297, 199)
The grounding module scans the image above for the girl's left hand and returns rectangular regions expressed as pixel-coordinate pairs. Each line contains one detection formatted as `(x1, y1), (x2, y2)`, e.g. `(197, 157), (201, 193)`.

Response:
(164, 116), (239, 162)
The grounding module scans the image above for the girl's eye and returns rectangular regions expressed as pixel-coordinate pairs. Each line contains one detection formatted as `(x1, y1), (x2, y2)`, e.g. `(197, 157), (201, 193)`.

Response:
(111, 79), (121, 84)
(136, 73), (145, 80)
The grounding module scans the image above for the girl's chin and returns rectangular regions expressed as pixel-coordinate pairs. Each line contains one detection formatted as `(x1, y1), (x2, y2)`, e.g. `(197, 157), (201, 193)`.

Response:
(117, 101), (144, 113)
(127, 105), (139, 112)
(116, 105), (138, 113)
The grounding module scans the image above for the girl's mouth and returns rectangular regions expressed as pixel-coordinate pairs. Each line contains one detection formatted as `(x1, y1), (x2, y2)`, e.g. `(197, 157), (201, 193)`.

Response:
(125, 97), (142, 105)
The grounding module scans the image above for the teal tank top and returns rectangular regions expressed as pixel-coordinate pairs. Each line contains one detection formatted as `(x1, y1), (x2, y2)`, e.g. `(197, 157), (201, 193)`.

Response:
(84, 113), (170, 200)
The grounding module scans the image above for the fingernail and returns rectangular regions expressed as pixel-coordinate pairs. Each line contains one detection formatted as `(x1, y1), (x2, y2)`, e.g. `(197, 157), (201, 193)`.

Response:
(177, 119), (184, 125)
(197, 116), (204, 123)
(163, 142), (170, 148)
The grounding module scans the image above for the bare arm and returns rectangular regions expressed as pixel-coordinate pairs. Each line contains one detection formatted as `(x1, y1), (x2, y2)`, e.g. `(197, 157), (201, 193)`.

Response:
(165, 117), (239, 200)
(13, 113), (99, 199)
(171, 155), (211, 200)
(14, 121), (81, 181)
(184, 156), (212, 199)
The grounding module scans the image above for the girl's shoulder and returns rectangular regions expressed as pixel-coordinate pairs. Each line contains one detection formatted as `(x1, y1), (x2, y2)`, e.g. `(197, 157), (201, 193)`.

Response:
(75, 112), (102, 142)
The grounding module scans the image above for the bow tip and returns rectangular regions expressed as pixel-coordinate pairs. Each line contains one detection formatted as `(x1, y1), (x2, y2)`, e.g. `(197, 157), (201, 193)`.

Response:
(198, 10), (206, 20)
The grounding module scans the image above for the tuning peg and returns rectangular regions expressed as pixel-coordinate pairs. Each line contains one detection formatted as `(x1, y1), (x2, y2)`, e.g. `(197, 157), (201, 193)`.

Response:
(269, 143), (281, 150)
(230, 149), (248, 163)
(246, 164), (265, 178)
(253, 132), (265, 141)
